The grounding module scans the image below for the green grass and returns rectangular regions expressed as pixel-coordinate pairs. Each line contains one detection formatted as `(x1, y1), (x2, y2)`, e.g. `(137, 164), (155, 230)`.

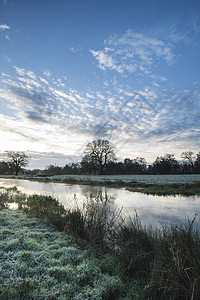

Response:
(0, 210), (125, 299)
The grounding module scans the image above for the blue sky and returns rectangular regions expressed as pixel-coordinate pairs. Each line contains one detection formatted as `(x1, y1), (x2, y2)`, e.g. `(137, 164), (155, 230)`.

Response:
(0, 0), (200, 169)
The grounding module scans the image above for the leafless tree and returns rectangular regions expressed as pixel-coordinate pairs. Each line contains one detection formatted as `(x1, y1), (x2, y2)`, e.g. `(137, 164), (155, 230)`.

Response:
(6, 151), (29, 175)
(82, 139), (116, 175)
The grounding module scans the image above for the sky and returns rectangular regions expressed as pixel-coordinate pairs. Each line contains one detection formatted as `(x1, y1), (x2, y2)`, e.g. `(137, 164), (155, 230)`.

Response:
(0, 0), (200, 169)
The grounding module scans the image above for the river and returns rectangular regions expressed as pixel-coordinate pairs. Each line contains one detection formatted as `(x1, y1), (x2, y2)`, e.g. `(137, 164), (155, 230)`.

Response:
(1, 178), (200, 228)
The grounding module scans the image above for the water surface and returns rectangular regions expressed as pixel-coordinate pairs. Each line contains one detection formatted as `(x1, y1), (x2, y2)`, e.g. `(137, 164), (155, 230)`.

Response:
(1, 178), (199, 228)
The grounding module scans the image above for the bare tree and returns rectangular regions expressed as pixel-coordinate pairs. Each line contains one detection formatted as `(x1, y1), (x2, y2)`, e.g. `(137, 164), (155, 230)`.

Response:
(6, 151), (29, 175)
(82, 139), (116, 175)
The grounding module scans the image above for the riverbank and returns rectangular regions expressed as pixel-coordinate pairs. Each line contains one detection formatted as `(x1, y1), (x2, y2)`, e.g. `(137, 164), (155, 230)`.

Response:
(1, 188), (200, 299)
(0, 209), (124, 299)
(1, 174), (200, 195)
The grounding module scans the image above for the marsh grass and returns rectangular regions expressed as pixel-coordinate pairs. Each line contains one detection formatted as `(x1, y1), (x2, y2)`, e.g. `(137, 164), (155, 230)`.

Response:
(126, 182), (200, 196)
(116, 212), (155, 279)
(79, 193), (124, 251)
(143, 215), (200, 300)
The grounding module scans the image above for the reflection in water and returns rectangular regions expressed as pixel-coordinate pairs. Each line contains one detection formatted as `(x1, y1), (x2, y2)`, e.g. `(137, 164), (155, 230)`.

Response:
(0, 178), (200, 228)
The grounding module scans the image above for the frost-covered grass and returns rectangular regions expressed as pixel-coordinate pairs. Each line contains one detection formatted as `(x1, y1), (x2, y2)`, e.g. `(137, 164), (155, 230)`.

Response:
(0, 210), (124, 299)
(2, 189), (200, 299)
(1, 174), (200, 195)
(37, 174), (200, 195)
(1, 174), (200, 185)
(29, 174), (200, 185)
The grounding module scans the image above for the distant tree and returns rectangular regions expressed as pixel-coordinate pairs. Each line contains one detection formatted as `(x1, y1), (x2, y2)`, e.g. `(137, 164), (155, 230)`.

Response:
(153, 154), (179, 174)
(70, 163), (81, 175)
(194, 152), (200, 174)
(82, 139), (116, 175)
(6, 151), (29, 175)
(62, 164), (72, 174)
(81, 155), (97, 175)
(133, 157), (147, 173)
(105, 161), (121, 175)
(123, 157), (147, 174)
(44, 164), (63, 175)
(123, 158), (133, 174)
(181, 151), (196, 173)
(0, 161), (10, 175)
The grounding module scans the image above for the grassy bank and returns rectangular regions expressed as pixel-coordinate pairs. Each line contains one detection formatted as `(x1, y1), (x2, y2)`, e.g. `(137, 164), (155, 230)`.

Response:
(126, 181), (200, 196)
(1, 187), (200, 299)
(1, 174), (200, 195)
(0, 209), (125, 299)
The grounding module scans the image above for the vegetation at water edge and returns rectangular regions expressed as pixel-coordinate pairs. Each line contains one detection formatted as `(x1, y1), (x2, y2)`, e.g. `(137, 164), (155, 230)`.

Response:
(1, 187), (200, 299)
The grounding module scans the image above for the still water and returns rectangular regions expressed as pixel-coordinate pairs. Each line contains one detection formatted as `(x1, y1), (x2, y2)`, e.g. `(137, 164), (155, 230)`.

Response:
(1, 178), (200, 228)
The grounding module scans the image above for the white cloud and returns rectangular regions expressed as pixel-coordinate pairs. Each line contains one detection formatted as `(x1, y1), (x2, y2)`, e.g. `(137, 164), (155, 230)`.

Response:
(90, 50), (123, 73)
(26, 70), (37, 80)
(13, 66), (26, 76)
(18, 77), (41, 88)
(54, 89), (69, 99)
(69, 47), (83, 53)
(91, 30), (176, 76)
(0, 66), (200, 166)
(43, 70), (51, 77)
(0, 24), (10, 30)
(39, 77), (49, 85)
(86, 92), (95, 99)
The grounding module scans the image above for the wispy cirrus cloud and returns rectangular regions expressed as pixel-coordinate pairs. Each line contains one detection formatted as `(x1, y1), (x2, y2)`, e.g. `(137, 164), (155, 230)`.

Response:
(167, 13), (200, 46)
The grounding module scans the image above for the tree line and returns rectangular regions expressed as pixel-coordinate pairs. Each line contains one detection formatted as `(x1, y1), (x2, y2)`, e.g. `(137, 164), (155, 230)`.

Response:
(0, 140), (200, 175)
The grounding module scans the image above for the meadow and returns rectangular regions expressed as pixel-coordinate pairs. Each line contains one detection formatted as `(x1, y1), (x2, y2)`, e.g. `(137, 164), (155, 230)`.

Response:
(1, 187), (200, 299)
